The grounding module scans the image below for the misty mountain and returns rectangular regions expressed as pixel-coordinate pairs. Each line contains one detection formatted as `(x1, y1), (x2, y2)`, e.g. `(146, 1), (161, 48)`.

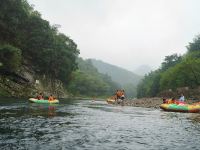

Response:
(90, 59), (142, 87)
(134, 65), (152, 76)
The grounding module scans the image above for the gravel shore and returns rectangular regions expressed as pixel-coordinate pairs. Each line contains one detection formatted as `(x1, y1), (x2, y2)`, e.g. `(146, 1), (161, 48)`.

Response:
(120, 97), (199, 109)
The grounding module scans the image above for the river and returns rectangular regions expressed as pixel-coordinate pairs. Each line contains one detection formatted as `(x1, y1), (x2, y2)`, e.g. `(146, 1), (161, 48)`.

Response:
(0, 98), (200, 150)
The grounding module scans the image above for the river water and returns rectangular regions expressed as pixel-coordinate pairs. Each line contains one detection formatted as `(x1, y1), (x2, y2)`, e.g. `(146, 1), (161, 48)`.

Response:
(0, 98), (200, 150)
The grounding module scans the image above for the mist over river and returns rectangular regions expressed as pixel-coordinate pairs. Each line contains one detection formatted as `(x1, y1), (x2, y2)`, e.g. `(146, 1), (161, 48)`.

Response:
(0, 98), (200, 150)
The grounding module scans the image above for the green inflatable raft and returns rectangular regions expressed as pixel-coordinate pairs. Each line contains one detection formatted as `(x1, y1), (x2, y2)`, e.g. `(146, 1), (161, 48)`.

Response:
(160, 103), (200, 113)
(29, 98), (59, 104)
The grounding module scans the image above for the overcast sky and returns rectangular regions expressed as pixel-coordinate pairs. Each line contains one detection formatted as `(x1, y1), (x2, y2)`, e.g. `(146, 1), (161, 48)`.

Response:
(28, 0), (200, 71)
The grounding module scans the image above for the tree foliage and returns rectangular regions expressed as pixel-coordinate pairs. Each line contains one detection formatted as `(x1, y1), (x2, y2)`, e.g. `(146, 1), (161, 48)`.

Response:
(160, 52), (200, 90)
(137, 34), (200, 98)
(0, 0), (122, 97)
(0, 44), (22, 71)
(0, 0), (79, 86)
(187, 35), (200, 52)
(137, 70), (161, 98)
(67, 58), (120, 97)
(161, 53), (182, 71)
(123, 83), (137, 98)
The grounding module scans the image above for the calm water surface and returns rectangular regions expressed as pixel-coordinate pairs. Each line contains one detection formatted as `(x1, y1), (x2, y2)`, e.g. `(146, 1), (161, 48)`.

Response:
(0, 98), (200, 150)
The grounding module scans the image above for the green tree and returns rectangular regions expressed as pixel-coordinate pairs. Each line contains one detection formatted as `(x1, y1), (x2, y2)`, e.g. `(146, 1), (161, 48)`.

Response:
(68, 58), (120, 97)
(0, 44), (22, 72)
(137, 70), (161, 98)
(187, 35), (200, 52)
(0, 0), (32, 46)
(161, 53), (182, 71)
(0, 0), (80, 94)
(137, 34), (200, 98)
(160, 55), (200, 91)
(123, 83), (137, 98)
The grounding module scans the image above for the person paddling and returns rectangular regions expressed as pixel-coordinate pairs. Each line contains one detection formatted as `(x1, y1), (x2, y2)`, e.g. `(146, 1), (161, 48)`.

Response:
(120, 90), (125, 100)
(37, 92), (44, 100)
(179, 93), (185, 102)
(115, 90), (121, 100)
(48, 94), (54, 101)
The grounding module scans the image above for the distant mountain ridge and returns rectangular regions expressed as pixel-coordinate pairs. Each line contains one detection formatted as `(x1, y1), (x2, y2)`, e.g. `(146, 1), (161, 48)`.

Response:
(90, 59), (142, 87)
(134, 65), (152, 76)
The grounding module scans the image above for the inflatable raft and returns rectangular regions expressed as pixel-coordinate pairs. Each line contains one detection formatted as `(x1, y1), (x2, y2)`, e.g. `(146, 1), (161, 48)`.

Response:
(106, 98), (116, 104)
(29, 98), (59, 104)
(160, 103), (200, 113)
(106, 98), (124, 104)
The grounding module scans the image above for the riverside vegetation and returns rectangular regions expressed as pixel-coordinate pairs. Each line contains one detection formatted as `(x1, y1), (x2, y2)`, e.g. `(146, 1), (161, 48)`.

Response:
(1, 0), (200, 102)
(137, 36), (200, 101)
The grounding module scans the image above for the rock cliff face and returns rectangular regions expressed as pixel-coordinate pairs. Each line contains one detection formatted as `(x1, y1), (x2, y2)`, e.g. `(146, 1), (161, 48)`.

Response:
(0, 65), (68, 98)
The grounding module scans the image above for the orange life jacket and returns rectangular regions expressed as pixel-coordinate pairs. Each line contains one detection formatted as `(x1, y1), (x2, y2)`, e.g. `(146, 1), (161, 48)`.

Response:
(116, 91), (122, 97)
(48, 96), (54, 101)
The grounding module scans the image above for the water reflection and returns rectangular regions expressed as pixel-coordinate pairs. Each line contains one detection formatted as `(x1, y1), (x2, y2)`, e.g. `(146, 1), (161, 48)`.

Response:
(28, 103), (57, 118)
(48, 105), (56, 118)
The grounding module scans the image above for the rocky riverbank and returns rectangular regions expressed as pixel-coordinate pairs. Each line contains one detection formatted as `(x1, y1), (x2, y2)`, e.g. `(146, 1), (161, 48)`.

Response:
(120, 97), (199, 109)
(0, 65), (68, 98)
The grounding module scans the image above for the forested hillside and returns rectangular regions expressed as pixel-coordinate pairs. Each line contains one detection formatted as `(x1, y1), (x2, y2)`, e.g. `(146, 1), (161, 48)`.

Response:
(67, 58), (120, 97)
(134, 65), (152, 76)
(90, 59), (142, 98)
(4, 0), (200, 99)
(0, 0), (80, 97)
(137, 35), (200, 99)
(0, 0), (121, 98)
(91, 59), (142, 85)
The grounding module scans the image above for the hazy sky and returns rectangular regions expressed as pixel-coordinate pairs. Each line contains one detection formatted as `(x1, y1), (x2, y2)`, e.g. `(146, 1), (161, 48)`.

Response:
(28, 0), (200, 71)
